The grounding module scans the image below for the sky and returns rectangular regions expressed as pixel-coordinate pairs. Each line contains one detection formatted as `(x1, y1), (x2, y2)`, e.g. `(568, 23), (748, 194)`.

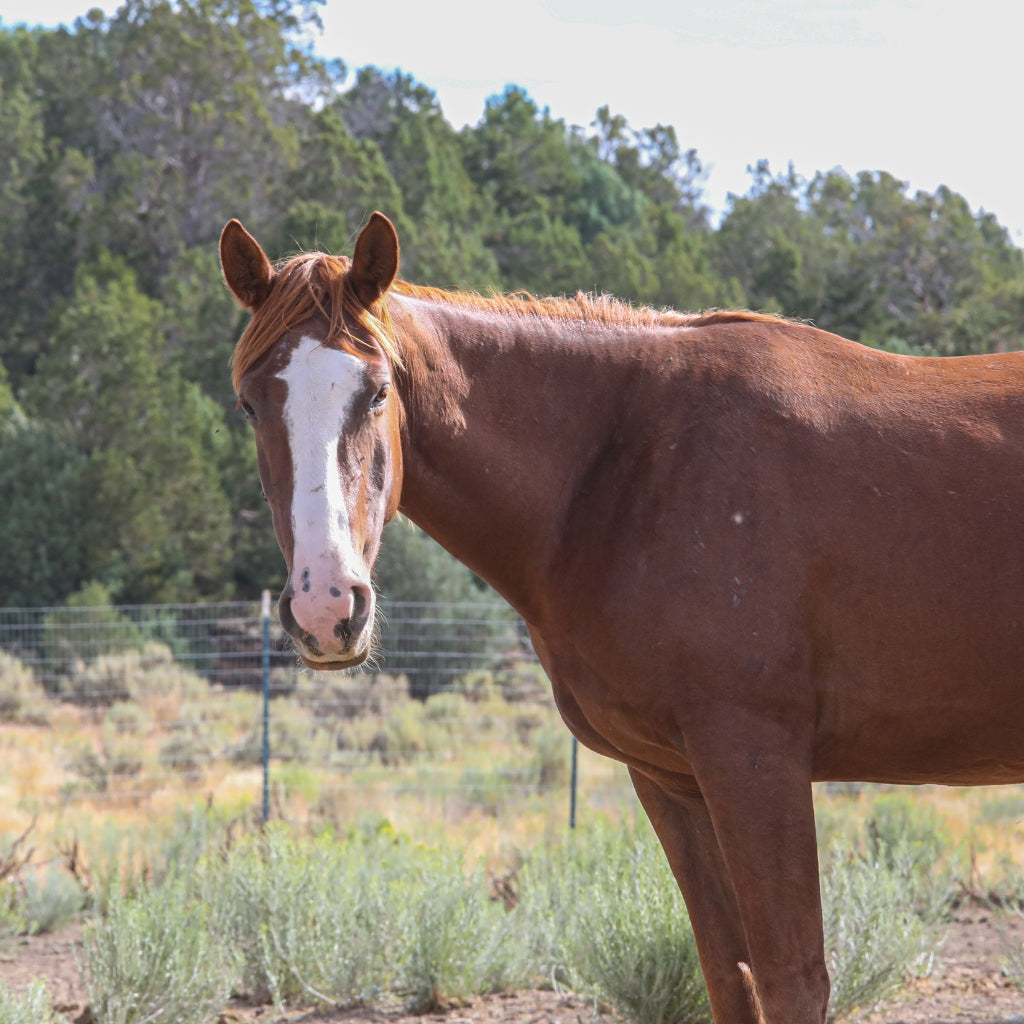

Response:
(2, 0), (1022, 245)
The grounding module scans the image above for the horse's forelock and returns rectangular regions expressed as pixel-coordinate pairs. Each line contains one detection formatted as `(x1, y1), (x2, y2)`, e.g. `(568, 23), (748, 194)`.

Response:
(230, 252), (400, 393)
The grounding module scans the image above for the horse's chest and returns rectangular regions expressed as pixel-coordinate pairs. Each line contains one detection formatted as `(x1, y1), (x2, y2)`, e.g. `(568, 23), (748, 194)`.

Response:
(529, 627), (698, 776)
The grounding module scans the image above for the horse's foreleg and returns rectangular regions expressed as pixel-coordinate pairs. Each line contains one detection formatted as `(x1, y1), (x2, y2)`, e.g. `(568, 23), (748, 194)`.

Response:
(628, 767), (760, 1024)
(691, 733), (829, 1024)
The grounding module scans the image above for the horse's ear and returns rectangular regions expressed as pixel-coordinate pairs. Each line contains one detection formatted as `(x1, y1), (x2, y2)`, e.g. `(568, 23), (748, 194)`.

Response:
(350, 211), (400, 308)
(219, 219), (275, 312)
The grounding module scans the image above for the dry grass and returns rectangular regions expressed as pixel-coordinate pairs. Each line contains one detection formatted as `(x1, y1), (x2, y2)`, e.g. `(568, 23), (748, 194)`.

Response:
(815, 783), (1024, 890)
(0, 646), (638, 876)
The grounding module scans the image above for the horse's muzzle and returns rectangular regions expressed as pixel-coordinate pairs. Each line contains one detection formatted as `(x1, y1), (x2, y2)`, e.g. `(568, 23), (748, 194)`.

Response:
(279, 584), (374, 670)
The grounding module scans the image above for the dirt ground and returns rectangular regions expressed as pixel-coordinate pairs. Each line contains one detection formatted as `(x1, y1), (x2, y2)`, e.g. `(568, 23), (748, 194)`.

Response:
(1, 903), (1023, 1024)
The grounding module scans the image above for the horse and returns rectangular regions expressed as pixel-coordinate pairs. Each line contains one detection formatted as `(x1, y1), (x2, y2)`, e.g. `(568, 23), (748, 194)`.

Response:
(219, 210), (1024, 1024)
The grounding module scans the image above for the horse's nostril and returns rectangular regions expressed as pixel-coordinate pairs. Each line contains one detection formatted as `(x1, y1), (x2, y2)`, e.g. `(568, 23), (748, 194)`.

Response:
(352, 585), (370, 624)
(279, 592), (321, 653)
(278, 592), (296, 631)
(333, 585), (372, 651)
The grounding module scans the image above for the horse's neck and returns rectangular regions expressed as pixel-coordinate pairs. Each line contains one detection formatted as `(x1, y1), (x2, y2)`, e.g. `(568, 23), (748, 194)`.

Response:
(392, 297), (625, 620)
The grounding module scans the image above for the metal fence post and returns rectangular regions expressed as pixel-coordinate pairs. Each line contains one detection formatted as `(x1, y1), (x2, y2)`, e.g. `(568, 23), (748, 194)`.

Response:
(261, 589), (271, 824)
(569, 735), (578, 829)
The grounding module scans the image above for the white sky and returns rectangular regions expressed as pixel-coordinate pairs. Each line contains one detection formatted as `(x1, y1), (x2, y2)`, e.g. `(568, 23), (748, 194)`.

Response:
(3, 0), (1022, 245)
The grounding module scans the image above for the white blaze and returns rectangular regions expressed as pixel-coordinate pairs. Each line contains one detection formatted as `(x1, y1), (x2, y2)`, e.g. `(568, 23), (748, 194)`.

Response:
(276, 336), (367, 644)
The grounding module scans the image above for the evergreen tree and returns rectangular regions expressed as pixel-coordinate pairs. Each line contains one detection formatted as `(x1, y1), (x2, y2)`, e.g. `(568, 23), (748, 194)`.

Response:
(23, 254), (233, 602)
(339, 68), (498, 288)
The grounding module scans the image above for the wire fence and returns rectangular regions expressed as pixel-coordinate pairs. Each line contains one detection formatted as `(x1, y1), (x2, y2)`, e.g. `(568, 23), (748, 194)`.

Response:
(0, 598), (634, 832)
(0, 598), (532, 696)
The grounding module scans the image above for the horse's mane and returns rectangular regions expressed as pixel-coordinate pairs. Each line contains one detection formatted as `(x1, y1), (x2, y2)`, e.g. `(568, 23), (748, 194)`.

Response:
(392, 280), (784, 332)
(231, 250), (786, 392)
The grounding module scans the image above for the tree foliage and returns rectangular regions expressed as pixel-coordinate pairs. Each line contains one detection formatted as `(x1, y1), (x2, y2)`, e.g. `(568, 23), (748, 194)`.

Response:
(0, 1), (1021, 608)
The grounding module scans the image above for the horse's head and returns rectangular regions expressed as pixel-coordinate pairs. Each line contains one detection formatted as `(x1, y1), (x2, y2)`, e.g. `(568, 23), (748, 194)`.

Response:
(219, 213), (403, 670)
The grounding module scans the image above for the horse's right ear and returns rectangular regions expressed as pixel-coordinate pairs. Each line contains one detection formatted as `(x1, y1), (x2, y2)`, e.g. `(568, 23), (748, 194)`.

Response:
(219, 219), (275, 312)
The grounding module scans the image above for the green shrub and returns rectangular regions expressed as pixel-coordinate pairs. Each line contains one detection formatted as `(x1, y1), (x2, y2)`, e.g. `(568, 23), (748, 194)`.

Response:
(975, 791), (1024, 825)
(189, 687), (260, 735)
(422, 689), (469, 728)
(57, 641), (210, 706)
(82, 875), (234, 1024)
(0, 980), (54, 1024)
(227, 700), (329, 767)
(454, 670), (500, 704)
(274, 763), (321, 804)
(527, 721), (572, 788)
(200, 824), (399, 1006)
(984, 852), (1024, 907)
(0, 879), (27, 945)
(22, 865), (87, 934)
(266, 700), (327, 762)
(157, 732), (211, 775)
(866, 794), (950, 863)
(64, 740), (110, 792)
(0, 650), (50, 726)
(60, 654), (132, 705)
(997, 907), (1024, 993)
(821, 839), (935, 1021)
(396, 846), (529, 1011)
(817, 791), (961, 927)
(529, 819), (709, 1024)
(987, 858), (1024, 991)
(296, 672), (410, 720)
(155, 802), (251, 880)
(225, 729), (262, 767)
(355, 701), (448, 765)
(859, 796), (960, 927)
(200, 823), (531, 1011)
(63, 803), (249, 912)
(42, 585), (145, 691)
(456, 766), (514, 817)
(124, 643), (210, 703)
(64, 732), (145, 792)
(103, 701), (149, 736)
(495, 661), (550, 703)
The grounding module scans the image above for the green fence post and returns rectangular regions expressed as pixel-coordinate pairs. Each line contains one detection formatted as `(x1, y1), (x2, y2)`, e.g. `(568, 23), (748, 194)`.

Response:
(569, 735), (578, 829)
(261, 589), (271, 824)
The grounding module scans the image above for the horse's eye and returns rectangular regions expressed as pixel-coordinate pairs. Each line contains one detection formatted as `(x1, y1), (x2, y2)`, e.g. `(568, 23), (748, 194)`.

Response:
(371, 383), (390, 410)
(238, 398), (257, 421)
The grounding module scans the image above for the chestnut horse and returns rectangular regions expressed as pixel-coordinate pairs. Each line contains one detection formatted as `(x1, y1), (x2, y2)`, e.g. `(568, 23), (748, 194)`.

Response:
(220, 211), (1024, 1024)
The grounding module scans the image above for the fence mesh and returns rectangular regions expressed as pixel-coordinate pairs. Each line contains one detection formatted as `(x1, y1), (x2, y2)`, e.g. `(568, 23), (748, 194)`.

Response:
(0, 599), (532, 695)
(0, 600), (635, 831)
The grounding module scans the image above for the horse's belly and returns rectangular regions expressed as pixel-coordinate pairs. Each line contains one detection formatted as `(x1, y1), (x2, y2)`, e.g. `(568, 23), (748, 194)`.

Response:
(812, 676), (1024, 786)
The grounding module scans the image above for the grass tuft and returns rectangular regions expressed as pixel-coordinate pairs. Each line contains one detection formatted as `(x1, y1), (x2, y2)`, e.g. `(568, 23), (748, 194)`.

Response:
(821, 837), (943, 1021)
(0, 980), (55, 1024)
(82, 874), (234, 1024)
(518, 818), (709, 1024)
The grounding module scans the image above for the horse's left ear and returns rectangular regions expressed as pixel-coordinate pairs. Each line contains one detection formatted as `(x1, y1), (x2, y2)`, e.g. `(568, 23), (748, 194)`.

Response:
(350, 211), (400, 308)
(220, 219), (275, 312)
